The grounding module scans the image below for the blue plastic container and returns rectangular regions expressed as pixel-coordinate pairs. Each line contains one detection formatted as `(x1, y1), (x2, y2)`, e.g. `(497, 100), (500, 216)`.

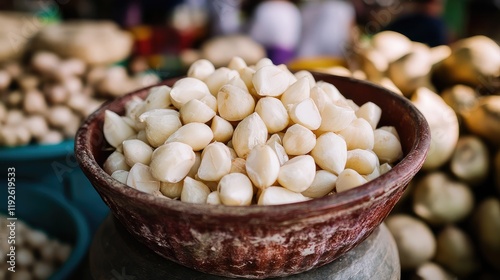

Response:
(0, 187), (91, 280)
(0, 140), (109, 233)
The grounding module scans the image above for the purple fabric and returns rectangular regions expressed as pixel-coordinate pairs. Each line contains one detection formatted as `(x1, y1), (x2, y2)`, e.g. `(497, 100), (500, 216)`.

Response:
(266, 46), (295, 65)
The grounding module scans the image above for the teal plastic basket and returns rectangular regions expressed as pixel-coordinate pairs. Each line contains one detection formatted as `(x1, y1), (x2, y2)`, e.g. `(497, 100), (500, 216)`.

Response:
(0, 187), (91, 280)
(0, 140), (109, 232)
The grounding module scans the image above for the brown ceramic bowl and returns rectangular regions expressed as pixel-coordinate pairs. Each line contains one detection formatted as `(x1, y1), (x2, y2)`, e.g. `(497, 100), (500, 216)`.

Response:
(75, 73), (430, 279)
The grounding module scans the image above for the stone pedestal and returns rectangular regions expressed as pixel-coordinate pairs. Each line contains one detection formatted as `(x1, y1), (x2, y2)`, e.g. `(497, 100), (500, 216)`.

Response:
(89, 214), (400, 279)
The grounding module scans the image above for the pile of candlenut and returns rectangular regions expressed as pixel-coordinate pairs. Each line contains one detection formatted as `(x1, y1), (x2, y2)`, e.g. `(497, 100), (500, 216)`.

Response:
(0, 51), (159, 147)
(0, 215), (72, 280)
(337, 31), (500, 279)
(103, 57), (403, 206)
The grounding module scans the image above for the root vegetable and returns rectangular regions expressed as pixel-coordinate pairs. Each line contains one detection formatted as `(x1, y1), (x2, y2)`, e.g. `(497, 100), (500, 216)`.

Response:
(450, 135), (489, 186)
(462, 95), (500, 145)
(434, 226), (480, 277)
(411, 87), (459, 170)
(413, 172), (474, 225)
(414, 262), (455, 280)
(473, 197), (500, 269)
(385, 214), (436, 270)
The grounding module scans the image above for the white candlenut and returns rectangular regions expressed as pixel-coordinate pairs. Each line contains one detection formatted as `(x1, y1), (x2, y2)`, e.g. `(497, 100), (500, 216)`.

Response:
(346, 149), (379, 175)
(140, 109), (182, 148)
(338, 118), (375, 150)
(277, 64), (298, 86)
(238, 66), (256, 91)
(302, 170), (338, 198)
(252, 65), (289, 97)
(378, 126), (400, 140)
(180, 98), (216, 124)
(217, 84), (255, 121)
(317, 81), (346, 103)
(181, 177), (211, 204)
(206, 191), (222, 205)
(356, 101), (382, 129)
(258, 186), (310, 205)
(288, 98), (322, 130)
(227, 56), (247, 71)
(197, 142), (232, 182)
(150, 142), (196, 183)
(311, 132), (347, 175)
(227, 76), (249, 92)
(255, 97), (289, 133)
(310, 85), (333, 113)
(232, 112), (268, 158)
(211, 115), (234, 143)
(230, 157), (247, 174)
(282, 124), (316, 156)
(160, 181), (183, 199)
(169, 77), (211, 109)
(165, 122), (214, 151)
(280, 77), (311, 107)
(204, 67), (240, 96)
(187, 59), (215, 80)
(318, 101), (356, 133)
(245, 144), (280, 189)
(142, 85), (172, 111)
(277, 155), (316, 193)
(255, 58), (274, 70)
(122, 139), (153, 166)
(199, 94), (218, 113)
(103, 110), (136, 148)
(111, 170), (129, 184)
(336, 169), (368, 193)
(104, 151), (130, 175)
(187, 152), (202, 178)
(127, 163), (160, 194)
(293, 70), (315, 88)
(218, 173), (254, 206)
(346, 99), (360, 111)
(266, 134), (289, 165)
(136, 130), (149, 145)
(373, 128), (403, 163)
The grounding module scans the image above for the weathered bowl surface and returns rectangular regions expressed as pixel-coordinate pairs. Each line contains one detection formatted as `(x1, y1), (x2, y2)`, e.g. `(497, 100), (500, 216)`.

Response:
(75, 73), (430, 279)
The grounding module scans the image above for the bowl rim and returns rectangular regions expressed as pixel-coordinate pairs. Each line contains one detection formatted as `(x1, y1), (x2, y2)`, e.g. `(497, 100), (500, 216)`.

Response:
(75, 74), (430, 219)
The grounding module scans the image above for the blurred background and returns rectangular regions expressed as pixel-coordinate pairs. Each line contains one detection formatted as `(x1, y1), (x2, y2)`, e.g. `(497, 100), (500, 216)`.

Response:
(1, 0), (499, 77)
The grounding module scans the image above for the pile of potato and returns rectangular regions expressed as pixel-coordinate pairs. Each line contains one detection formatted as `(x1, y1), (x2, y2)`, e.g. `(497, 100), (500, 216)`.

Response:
(0, 214), (72, 280)
(328, 31), (500, 279)
(102, 57), (404, 206)
(0, 51), (159, 147)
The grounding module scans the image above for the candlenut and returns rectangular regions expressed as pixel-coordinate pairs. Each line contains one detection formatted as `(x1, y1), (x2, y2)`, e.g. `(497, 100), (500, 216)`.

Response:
(102, 57), (404, 206)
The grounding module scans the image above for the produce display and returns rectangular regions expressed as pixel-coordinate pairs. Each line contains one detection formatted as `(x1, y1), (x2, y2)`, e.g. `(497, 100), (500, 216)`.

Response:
(0, 214), (72, 280)
(0, 18), (159, 147)
(0, 52), (159, 147)
(322, 31), (500, 279)
(102, 57), (404, 206)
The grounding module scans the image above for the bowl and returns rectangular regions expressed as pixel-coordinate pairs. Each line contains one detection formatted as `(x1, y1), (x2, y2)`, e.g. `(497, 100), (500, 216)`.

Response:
(0, 140), (110, 233)
(0, 187), (91, 280)
(75, 73), (430, 278)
